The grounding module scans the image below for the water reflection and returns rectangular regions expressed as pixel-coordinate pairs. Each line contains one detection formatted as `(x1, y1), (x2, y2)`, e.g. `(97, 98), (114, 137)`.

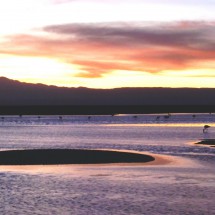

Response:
(0, 115), (215, 214)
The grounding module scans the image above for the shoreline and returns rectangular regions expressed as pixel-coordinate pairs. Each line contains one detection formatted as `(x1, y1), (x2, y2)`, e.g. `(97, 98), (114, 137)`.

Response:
(0, 105), (215, 115)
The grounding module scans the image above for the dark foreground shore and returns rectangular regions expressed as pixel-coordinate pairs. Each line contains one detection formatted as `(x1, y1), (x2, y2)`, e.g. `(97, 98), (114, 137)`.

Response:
(0, 149), (155, 165)
(195, 139), (215, 147)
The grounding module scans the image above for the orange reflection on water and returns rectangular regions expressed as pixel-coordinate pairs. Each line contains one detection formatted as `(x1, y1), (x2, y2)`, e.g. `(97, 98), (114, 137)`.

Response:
(104, 123), (215, 127)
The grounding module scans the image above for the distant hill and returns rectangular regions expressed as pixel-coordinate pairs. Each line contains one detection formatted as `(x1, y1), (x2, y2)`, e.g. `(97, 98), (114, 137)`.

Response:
(0, 76), (215, 106)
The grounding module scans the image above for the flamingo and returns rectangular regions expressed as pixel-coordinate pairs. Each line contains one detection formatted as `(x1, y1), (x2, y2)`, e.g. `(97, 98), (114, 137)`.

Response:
(203, 125), (210, 133)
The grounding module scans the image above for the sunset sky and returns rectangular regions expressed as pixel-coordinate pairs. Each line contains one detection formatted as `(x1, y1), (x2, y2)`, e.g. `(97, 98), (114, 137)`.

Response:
(0, 0), (214, 88)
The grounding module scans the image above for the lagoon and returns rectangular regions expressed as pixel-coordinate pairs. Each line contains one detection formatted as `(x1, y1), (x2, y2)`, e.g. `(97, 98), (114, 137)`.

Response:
(0, 113), (215, 214)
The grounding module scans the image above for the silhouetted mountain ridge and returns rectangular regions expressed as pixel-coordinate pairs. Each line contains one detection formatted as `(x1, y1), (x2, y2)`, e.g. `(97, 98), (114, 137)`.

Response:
(0, 77), (214, 105)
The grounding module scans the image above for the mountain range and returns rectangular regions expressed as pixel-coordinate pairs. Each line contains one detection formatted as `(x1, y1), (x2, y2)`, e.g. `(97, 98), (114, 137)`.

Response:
(0, 77), (214, 106)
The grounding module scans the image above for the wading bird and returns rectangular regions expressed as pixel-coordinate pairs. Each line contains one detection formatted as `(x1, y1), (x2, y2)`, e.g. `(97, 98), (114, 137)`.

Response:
(203, 125), (210, 133)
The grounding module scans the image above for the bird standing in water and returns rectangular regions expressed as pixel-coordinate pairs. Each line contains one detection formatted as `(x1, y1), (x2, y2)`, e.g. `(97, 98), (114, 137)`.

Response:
(203, 125), (210, 133)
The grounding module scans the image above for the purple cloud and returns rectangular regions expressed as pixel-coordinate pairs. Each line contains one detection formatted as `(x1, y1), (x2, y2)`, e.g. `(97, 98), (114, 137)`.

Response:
(1, 21), (214, 78)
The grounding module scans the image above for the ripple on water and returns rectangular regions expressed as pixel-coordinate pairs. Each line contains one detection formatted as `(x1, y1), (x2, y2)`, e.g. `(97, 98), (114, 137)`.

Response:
(0, 164), (215, 215)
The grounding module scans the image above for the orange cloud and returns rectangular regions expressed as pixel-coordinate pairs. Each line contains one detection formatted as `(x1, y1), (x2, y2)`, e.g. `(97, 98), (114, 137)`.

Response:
(0, 21), (214, 78)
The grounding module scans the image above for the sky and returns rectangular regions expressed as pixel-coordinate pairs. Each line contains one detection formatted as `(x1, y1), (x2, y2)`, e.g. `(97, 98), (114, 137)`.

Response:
(0, 0), (214, 88)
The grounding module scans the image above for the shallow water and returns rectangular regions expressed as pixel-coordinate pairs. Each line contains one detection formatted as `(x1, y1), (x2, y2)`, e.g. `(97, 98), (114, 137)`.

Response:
(0, 113), (215, 214)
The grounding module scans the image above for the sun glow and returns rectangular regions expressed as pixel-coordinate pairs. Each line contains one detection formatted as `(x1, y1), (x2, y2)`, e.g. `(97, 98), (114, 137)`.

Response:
(64, 69), (215, 89)
(0, 52), (215, 88)
(0, 55), (78, 85)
